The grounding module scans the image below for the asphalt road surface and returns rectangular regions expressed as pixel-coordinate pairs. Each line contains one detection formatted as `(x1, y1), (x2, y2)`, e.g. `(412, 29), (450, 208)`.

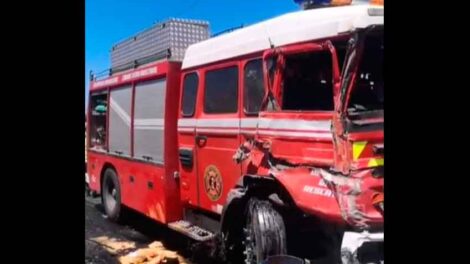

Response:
(85, 195), (216, 264)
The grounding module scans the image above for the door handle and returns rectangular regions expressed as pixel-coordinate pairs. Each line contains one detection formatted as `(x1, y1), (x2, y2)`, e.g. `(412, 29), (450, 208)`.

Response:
(195, 135), (207, 147)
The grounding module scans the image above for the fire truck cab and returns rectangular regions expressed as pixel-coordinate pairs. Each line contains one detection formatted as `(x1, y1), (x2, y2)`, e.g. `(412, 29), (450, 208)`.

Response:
(87, 2), (383, 264)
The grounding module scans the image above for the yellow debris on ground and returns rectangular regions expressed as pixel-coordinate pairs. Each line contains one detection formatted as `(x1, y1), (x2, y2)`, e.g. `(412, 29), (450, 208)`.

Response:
(91, 236), (189, 264)
(90, 236), (137, 255)
(118, 242), (189, 264)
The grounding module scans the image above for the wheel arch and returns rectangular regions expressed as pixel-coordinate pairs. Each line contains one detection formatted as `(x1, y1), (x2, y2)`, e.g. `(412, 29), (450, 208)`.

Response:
(220, 174), (295, 247)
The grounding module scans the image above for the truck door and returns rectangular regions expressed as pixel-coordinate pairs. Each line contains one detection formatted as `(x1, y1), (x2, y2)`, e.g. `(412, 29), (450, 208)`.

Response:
(178, 72), (200, 207)
(195, 63), (241, 214)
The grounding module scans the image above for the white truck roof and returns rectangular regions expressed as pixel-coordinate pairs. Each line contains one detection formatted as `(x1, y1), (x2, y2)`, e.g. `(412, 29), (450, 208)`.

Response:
(182, 4), (383, 70)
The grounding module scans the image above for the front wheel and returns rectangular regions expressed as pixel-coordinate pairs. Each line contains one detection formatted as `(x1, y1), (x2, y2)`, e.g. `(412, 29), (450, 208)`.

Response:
(244, 198), (287, 264)
(101, 168), (124, 222)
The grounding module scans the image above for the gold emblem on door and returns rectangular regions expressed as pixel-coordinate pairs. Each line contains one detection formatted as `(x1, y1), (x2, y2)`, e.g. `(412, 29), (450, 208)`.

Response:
(204, 165), (223, 201)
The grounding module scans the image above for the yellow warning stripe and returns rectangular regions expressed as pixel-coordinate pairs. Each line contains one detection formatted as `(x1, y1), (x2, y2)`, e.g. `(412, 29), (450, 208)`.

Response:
(352, 141), (367, 160)
(368, 158), (384, 167)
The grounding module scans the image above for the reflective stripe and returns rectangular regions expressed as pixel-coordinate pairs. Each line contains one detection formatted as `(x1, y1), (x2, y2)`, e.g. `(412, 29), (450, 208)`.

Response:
(258, 118), (331, 132)
(258, 129), (332, 139)
(134, 118), (164, 130)
(368, 158), (384, 167)
(179, 118), (330, 129)
(352, 141), (368, 160)
(240, 118), (258, 129)
(178, 119), (196, 133)
(197, 128), (239, 135)
(197, 119), (239, 128)
(240, 130), (257, 135)
(177, 118), (333, 139)
(134, 126), (164, 130)
(134, 118), (164, 126)
(178, 128), (195, 133)
(178, 118), (196, 127)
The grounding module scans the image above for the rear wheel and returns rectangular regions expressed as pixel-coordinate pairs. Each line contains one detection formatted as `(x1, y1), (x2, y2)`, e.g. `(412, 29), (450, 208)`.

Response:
(244, 198), (287, 264)
(101, 168), (124, 222)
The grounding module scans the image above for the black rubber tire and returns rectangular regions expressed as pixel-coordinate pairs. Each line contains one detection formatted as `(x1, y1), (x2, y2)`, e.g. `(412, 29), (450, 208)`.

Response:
(101, 168), (123, 222)
(244, 198), (287, 264)
(85, 182), (91, 197)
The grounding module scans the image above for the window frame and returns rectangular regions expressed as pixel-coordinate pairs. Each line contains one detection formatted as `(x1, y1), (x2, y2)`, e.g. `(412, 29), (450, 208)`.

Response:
(280, 50), (335, 112)
(243, 58), (266, 116)
(88, 90), (109, 151)
(203, 65), (239, 114)
(180, 72), (199, 117)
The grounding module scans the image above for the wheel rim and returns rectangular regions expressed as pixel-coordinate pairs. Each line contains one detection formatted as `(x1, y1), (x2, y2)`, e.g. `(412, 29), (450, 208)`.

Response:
(104, 176), (117, 212)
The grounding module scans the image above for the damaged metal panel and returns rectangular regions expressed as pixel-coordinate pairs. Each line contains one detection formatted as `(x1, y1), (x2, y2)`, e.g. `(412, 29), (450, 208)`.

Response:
(233, 137), (383, 229)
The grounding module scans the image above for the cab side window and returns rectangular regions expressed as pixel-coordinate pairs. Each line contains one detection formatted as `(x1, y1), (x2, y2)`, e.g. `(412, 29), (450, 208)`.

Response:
(244, 59), (265, 114)
(181, 72), (199, 117)
(204, 66), (239, 114)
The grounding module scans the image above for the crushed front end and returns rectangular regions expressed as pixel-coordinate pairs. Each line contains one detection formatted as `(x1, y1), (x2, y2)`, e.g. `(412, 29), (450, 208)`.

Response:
(236, 24), (383, 263)
(334, 25), (383, 264)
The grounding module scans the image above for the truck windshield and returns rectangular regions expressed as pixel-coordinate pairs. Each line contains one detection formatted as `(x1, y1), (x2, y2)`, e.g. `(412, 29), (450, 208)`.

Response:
(278, 40), (347, 112)
(347, 30), (383, 113)
(281, 50), (334, 111)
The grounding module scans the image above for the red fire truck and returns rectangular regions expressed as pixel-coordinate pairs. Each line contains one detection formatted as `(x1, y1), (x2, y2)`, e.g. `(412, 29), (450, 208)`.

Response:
(86, 1), (383, 263)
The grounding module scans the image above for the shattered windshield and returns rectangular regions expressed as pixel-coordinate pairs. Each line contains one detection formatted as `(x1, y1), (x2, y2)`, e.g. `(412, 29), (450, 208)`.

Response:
(348, 30), (383, 113)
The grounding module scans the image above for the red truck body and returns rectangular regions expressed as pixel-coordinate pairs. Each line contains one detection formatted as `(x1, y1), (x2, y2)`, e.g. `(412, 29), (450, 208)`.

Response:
(87, 61), (184, 223)
(87, 3), (383, 263)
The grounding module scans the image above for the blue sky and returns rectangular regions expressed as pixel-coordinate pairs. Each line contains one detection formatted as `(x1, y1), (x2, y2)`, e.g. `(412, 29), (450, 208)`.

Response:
(85, 0), (300, 107)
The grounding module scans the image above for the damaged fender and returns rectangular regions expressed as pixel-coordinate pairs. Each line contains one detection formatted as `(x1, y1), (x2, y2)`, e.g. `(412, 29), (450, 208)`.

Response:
(233, 139), (383, 229)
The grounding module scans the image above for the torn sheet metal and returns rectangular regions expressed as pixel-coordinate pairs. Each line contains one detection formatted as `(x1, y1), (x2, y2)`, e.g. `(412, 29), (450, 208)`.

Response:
(234, 139), (383, 230)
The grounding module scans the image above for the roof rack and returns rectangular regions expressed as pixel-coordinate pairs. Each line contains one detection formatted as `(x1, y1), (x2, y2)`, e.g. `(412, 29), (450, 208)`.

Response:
(211, 25), (244, 37)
